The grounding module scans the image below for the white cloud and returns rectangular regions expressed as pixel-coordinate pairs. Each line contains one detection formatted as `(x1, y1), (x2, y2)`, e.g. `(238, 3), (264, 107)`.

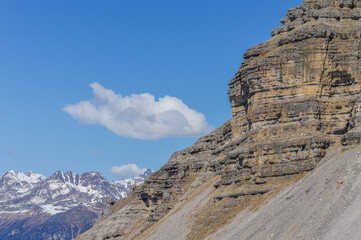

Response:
(111, 164), (147, 179)
(63, 82), (213, 139)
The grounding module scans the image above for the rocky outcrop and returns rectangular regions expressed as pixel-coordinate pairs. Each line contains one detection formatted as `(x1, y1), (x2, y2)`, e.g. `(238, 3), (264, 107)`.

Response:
(78, 0), (361, 239)
(209, 147), (361, 240)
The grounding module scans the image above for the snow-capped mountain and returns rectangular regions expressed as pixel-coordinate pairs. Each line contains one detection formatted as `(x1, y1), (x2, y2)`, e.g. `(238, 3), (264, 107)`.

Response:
(0, 170), (45, 200)
(0, 169), (152, 240)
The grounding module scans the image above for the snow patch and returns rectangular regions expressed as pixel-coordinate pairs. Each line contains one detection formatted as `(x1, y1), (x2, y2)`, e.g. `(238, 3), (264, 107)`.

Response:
(0, 169), (151, 217)
(41, 204), (64, 215)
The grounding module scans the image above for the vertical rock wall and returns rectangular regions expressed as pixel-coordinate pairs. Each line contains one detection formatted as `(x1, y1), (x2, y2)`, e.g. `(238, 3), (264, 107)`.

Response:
(78, 1), (361, 239)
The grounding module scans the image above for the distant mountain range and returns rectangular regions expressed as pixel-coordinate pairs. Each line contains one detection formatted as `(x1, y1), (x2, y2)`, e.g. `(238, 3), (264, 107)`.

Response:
(0, 169), (152, 240)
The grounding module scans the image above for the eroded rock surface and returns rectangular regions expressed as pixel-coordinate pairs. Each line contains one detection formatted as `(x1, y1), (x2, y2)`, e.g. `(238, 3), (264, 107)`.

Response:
(78, 0), (361, 239)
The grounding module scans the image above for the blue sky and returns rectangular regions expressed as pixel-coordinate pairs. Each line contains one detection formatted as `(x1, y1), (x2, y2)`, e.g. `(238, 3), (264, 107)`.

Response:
(0, 0), (302, 180)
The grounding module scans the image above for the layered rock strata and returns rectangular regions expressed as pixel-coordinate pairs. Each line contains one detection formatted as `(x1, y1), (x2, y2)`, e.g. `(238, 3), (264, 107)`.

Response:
(78, 0), (361, 239)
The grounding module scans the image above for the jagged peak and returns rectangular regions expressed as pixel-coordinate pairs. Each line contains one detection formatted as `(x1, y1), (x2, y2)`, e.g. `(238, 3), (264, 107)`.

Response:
(3, 169), (21, 177)
(271, 0), (361, 37)
(141, 168), (152, 177)
(80, 171), (105, 178)
(303, 0), (361, 9)
(1, 170), (45, 183)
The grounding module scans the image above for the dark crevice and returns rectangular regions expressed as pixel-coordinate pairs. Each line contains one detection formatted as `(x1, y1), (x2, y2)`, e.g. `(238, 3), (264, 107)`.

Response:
(351, 0), (355, 9)
(319, 35), (333, 98)
(346, 101), (357, 132)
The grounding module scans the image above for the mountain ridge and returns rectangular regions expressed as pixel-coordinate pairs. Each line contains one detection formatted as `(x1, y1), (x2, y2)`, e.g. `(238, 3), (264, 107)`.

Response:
(0, 169), (152, 240)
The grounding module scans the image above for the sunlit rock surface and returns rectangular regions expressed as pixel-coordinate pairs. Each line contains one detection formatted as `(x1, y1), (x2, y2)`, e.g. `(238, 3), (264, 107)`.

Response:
(78, 1), (361, 239)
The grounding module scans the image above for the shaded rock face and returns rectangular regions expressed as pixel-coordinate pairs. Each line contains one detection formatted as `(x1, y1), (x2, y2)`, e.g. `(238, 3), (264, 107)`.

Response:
(0, 206), (97, 240)
(78, 1), (361, 239)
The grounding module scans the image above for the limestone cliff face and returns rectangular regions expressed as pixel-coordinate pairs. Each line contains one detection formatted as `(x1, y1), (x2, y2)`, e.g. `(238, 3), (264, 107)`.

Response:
(78, 1), (361, 239)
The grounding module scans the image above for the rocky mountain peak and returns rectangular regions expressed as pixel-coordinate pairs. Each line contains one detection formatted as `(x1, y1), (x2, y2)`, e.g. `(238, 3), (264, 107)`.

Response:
(51, 169), (80, 180)
(271, 0), (361, 37)
(0, 169), (152, 240)
(78, 0), (361, 239)
(140, 169), (152, 178)
(80, 171), (106, 183)
(0, 170), (46, 201)
(2, 169), (45, 182)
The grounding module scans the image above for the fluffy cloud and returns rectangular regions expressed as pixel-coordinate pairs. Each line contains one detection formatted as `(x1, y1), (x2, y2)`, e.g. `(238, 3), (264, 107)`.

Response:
(63, 82), (213, 139)
(110, 164), (147, 179)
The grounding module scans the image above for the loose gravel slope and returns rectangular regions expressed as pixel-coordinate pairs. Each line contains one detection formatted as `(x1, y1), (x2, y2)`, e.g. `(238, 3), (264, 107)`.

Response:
(210, 146), (361, 240)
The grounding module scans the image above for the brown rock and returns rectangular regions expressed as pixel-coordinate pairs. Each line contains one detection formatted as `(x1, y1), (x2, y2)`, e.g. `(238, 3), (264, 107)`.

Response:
(78, 0), (361, 239)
